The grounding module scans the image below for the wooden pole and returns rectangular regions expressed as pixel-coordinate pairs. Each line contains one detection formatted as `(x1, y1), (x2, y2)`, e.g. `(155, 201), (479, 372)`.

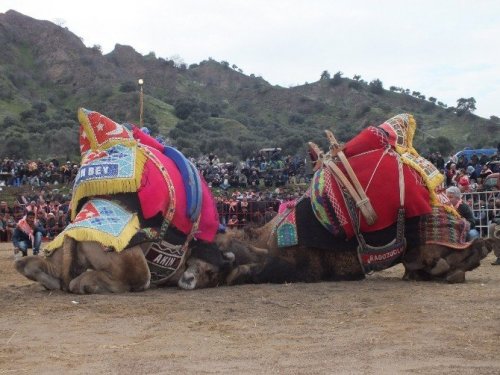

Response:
(138, 79), (144, 127)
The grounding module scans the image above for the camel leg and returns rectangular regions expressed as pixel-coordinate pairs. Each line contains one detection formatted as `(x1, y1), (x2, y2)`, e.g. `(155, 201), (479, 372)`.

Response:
(71, 243), (151, 294)
(226, 263), (265, 285)
(68, 270), (147, 294)
(430, 258), (451, 276)
(15, 257), (61, 290)
(445, 269), (465, 283)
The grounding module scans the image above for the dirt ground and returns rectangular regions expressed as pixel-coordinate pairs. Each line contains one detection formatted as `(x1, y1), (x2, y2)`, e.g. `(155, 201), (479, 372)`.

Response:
(0, 242), (499, 375)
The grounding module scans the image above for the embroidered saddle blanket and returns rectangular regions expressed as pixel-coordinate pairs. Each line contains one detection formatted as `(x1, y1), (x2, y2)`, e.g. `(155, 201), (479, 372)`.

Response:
(47, 198), (140, 251)
(66, 108), (219, 250)
(419, 206), (471, 249)
(310, 114), (454, 240)
(276, 201), (299, 248)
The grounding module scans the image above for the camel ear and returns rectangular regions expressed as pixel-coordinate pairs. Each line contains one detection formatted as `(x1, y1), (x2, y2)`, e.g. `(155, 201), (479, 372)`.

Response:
(248, 245), (268, 256)
(489, 223), (500, 238)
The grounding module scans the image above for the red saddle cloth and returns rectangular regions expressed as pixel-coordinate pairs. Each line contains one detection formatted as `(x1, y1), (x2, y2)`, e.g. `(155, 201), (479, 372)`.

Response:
(324, 127), (433, 238)
(76, 108), (219, 243)
(137, 147), (219, 242)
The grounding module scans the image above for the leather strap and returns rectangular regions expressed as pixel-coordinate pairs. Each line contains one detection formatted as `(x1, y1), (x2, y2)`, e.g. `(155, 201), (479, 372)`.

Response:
(324, 130), (377, 225)
(307, 142), (324, 172)
(343, 156), (407, 274)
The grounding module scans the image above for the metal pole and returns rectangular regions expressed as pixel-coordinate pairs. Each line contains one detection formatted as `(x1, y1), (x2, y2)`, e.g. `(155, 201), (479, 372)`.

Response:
(138, 79), (144, 127)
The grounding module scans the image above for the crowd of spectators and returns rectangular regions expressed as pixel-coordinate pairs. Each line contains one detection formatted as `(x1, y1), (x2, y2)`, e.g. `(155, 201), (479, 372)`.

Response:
(427, 147), (500, 246)
(0, 158), (79, 187)
(425, 149), (500, 193)
(1, 144), (499, 236)
(189, 148), (311, 228)
(0, 189), (71, 243)
(191, 148), (311, 191)
(0, 149), (310, 238)
(214, 188), (304, 229)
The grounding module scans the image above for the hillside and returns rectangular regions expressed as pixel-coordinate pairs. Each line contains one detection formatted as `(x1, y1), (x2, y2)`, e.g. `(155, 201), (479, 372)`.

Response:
(0, 10), (498, 162)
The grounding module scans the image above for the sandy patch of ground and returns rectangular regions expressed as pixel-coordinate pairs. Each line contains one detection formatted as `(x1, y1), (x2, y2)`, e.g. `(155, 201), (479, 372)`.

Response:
(0, 242), (499, 374)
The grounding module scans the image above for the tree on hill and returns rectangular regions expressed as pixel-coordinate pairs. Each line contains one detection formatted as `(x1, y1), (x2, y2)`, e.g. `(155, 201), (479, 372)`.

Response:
(330, 71), (343, 87)
(320, 70), (331, 80)
(369, 79), (384, 94)
(456, 97), (476, 116)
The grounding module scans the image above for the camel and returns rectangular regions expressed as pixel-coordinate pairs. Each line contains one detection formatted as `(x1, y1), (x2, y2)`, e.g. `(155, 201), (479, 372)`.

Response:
(182, 114), (499, 287)
(14, 108), (235, 294)
(206, 214), (497, 287)
(15, 234), (236, 293)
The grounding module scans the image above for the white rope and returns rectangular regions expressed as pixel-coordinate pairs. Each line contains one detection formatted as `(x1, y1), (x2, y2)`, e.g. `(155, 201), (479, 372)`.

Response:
(365, 147), (391, 192)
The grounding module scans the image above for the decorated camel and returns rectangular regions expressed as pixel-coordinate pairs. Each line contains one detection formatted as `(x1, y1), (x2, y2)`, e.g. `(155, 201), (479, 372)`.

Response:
(15, 108), (238, 293)
(187, 114), (498, 288)
(15, 110), (498, 293)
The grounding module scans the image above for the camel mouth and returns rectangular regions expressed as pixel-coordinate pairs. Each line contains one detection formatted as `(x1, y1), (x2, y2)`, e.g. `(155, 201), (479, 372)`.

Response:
(178, 271), (197, 290)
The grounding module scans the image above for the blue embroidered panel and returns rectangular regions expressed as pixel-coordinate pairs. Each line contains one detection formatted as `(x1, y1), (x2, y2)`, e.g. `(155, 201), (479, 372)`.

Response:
(75, 144), (136, 185)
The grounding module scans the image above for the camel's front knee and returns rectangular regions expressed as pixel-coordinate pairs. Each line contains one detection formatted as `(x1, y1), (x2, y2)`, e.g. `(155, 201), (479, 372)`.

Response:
(68, 269), (149, 294)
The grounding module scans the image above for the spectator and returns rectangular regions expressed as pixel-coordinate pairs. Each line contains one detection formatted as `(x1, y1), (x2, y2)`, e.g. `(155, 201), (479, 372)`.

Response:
(445, 186), (479, 241)
(220, 174), (230, 190)
(46, 213), (58, 239)
(36, 210), (48, 233)
(435, 152), (445, 170)
(490, 199), (500, 266)
(4, 213), (16, 241)
(248, 170), (260, 187)
(454, 169), (470, 193)
(238, 172), (248, 188)
(56, 210), (67, 234)
(445, 162), (457, 187)
(227, 215), (239, 228)
(240, 197), (249, 221)
(25, 200), (38, 215)
(17, 194), (29, 205)
(0, 213), (7, 242)
(479, 164), (493, 181)
(0, 201), (12, 215)
(264, 205), (278, 223)
(12, 211), (46, 258)
(216, 197), (227, 226)
(12, 201), (25, 222)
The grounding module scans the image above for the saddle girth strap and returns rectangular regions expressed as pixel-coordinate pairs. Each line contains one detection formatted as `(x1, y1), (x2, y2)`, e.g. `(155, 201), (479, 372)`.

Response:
(324, 130), (377, 225)
(345, 157), (407, 273)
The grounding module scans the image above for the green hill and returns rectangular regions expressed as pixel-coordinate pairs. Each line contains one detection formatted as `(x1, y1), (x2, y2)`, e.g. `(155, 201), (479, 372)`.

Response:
(0, 10), (498, 162)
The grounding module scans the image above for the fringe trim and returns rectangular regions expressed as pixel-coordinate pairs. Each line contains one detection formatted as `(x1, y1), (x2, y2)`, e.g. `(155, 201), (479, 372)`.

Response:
(46, 214), (140, 252)
(70, 147), (148, 220)
(390, 115), (459, 218)
(393, 114), (417, 156)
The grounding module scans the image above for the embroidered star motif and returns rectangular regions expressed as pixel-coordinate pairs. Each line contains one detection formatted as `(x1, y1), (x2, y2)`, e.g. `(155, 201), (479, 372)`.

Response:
(97, 122), (105, 131)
